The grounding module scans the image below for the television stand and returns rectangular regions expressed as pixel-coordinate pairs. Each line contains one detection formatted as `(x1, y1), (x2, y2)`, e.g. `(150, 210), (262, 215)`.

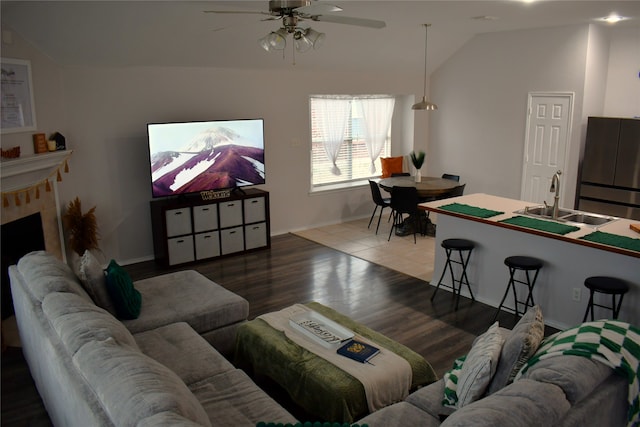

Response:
(150, 189), (270, 267)
(231, 187), (247, 196)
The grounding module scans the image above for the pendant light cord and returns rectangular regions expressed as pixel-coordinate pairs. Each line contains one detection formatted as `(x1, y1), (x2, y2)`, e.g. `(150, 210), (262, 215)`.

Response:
(422, 24), (428, 98)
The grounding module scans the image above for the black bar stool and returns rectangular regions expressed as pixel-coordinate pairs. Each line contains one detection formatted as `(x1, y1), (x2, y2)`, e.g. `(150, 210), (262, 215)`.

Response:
(493, 255), (543, 322)
(582, 276), (630, 322)
(431, 238), (475, 310)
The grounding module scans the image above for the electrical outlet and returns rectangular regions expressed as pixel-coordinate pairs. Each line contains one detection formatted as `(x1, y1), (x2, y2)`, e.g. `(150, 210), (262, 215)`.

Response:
(572, 287), (581, 302)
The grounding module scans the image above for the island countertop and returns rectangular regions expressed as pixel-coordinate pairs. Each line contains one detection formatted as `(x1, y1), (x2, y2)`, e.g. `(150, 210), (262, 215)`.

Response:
(420, 193), (639, 329)
(420, 193), (640, 259)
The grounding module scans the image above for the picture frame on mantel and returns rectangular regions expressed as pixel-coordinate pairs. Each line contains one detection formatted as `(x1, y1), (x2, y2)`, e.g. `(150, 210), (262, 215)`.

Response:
(1, 57), (37, 134)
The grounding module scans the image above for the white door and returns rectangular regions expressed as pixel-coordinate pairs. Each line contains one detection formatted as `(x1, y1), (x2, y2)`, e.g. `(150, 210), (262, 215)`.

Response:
(520, 92), (574, 206)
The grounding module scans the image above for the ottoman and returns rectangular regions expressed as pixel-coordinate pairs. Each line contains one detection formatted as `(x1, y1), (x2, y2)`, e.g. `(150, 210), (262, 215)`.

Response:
(235, 302), (437, 423)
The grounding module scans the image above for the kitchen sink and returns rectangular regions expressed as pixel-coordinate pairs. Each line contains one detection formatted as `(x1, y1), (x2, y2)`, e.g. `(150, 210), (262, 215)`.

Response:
(514, 205), (618, 228)
(518, 206), (574, 218)
(561, 213), (617, 226)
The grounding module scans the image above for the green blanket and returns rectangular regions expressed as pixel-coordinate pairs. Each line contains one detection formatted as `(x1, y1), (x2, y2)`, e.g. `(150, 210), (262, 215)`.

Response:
(234, 302), (437, 423)
(516, 320), (640, 426)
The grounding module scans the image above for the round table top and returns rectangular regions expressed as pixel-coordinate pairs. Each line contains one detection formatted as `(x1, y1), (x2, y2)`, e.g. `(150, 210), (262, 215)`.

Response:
(378, 176), (460, 198)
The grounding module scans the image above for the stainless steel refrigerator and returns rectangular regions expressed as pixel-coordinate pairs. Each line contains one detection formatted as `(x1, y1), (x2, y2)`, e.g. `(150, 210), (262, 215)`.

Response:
(577, 117), (640, 220)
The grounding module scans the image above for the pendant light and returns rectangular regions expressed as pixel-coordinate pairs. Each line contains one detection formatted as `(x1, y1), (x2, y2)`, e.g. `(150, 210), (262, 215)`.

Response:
(412, 24), (437, 111)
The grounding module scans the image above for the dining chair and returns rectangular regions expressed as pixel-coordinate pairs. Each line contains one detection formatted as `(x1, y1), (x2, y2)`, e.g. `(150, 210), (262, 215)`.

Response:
(388, 186), (421, 243)
(368, 180), (392, 234)
(447, 183), (466, 197)
(391, 172), (411, 177)
(441, 173), (460, 182)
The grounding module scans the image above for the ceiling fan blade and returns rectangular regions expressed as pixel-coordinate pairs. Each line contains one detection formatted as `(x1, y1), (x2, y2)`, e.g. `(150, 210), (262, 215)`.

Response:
(203, 10), (271, 16)
(295, 3), (342, 15)
(310, 14), (386, 29)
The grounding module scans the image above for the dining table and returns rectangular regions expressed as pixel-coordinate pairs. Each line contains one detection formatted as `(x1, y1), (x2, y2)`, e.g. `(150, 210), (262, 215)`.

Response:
(378, 175), (461, 237)
(378, 175), (460, 200)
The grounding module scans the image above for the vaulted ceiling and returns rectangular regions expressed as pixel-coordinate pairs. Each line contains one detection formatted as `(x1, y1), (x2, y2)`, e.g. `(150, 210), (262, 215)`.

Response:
(2, 1), (639, 74)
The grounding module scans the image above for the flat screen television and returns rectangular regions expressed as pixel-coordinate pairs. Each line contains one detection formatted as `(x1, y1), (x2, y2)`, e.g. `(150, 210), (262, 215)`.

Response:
(147, 118), (265, 198)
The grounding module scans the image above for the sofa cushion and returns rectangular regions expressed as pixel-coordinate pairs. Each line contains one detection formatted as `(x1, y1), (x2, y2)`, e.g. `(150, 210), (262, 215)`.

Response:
(487, 305), (544, 394)
(136, 411), (205, 427)
(123, 270), (248, 335)
(357, 401), (441, 427)
(406, 378), (456, 420)
(77, 249), (117, 316)
(441, 379), (570, 426)
(554, 373), (628, 427)
(42, 292), (139, 355)
(520, 355), (614, 405)
(456, 321), (504, 407)
(73, 338), (211, 427)
(189, 369), (296, 426)
(17, 251), (91, 302)
(105, 259), (142, 319)
(134, 322), (235, 386)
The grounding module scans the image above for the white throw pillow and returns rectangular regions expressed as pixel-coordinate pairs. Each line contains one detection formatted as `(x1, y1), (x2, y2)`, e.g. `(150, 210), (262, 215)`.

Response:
(77, 250), (117, 316)
(456, 321), (505, 406)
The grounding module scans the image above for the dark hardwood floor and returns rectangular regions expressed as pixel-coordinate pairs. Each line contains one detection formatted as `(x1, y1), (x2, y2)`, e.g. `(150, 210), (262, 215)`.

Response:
(1, 233), (550, 426)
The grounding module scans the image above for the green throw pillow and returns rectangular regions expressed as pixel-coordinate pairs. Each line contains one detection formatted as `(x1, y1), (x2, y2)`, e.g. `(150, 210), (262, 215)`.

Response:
(442, 355), (466, 408)
(104, 260), (141, 319)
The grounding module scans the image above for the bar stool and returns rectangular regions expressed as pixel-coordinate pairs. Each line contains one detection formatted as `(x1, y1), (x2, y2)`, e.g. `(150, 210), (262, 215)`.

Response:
(493, 255), (543, 322)
(431, 238), (475, 310)
(582, 276), (630, 322)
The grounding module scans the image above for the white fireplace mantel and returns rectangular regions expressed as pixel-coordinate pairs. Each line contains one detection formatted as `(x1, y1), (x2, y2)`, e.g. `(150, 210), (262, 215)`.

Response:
(1, 150), (72, 192)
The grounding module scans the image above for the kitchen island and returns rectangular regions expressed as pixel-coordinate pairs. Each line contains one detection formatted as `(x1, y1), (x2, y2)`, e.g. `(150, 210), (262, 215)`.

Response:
(420, 193), (639, 330)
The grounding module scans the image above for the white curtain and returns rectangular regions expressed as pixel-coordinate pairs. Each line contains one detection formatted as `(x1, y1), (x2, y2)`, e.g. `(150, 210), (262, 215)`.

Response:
(358, 96), (395, 173)
(314, 97), (351, 175)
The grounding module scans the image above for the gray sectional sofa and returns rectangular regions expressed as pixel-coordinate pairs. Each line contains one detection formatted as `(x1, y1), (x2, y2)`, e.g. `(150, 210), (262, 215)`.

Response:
(358, 306), (631, 427)
(9, 250), (297, 426)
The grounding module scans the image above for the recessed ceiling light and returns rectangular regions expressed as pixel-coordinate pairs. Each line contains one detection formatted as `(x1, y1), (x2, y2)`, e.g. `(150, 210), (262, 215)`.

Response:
(600, 14), (628, 24)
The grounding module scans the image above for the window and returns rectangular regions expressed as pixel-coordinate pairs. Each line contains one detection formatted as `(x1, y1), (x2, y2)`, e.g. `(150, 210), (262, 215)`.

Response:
(310, 95), (395, 191)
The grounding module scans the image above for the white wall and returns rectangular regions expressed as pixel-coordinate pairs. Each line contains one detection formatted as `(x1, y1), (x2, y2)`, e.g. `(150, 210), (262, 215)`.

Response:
(428, 24), (638, 210)
(604, 26), (640, 118)
(2, 23), (635, 265)
(1, 29), (424, 263)
(428, 24), (590, 205)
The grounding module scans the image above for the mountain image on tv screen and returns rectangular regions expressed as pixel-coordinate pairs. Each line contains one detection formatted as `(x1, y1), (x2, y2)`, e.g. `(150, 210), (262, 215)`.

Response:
(148, 119), (265, 198)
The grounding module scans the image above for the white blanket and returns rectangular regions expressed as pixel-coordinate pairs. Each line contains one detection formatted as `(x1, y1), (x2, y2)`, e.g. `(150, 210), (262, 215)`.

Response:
(259, 304), (413, 412)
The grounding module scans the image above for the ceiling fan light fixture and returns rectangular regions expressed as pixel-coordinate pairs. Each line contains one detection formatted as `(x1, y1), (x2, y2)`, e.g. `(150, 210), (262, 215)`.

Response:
(258, 35), (273, 51)
(294, 30), (313, 53)
(304, 28), (325, 49)
(413, 23), (437, 111)
(268, 28), (288, 50)
(294, 27), (325, 52)
(259, 28), (288, 51)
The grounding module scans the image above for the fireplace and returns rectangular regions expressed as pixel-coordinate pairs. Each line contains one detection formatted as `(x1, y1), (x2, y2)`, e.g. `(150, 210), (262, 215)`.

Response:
(1, 213), (45, 318)
(1, 151), (71, 320)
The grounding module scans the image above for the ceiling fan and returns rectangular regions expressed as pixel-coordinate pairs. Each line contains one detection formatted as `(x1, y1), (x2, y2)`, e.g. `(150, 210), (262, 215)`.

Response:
(204, 0), (386, 53)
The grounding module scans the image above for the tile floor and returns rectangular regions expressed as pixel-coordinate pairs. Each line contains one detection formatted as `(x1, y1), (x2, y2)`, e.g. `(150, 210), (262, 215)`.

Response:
(293, 215), (436, 283)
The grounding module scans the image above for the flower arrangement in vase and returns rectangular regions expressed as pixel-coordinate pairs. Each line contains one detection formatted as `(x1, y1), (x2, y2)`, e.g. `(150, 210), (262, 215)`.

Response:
(410, 151), (425, 182)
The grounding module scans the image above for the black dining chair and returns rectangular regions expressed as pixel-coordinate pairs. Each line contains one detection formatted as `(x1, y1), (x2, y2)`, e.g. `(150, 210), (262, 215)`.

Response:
(368, 180), (392, 234)
(447, 183), (466, 198)
(388, 186), (421, 243)
(442, 173), (460, 182)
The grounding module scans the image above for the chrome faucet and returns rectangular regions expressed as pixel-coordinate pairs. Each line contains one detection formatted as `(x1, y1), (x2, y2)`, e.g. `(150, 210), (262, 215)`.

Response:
(544, 170), (562, 219)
